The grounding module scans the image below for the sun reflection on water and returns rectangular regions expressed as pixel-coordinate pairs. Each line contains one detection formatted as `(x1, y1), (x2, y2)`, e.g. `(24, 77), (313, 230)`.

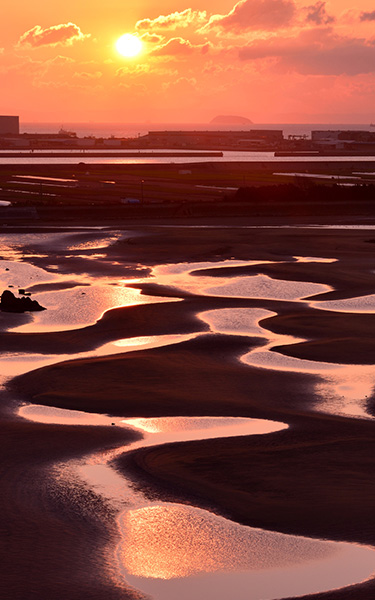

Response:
(117, 503), (375, 600)
(119, 504), (339, 580)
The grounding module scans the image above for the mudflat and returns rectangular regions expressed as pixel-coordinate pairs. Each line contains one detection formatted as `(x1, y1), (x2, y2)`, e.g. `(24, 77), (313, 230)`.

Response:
(3, 220), (375, 599)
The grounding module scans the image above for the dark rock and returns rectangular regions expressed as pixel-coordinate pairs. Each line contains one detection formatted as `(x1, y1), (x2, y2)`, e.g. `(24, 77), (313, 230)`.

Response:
(0, 290), (46, 313)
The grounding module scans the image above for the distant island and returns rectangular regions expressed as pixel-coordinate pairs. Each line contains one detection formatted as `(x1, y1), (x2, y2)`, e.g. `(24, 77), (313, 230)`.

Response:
(210, 115), (253, 125)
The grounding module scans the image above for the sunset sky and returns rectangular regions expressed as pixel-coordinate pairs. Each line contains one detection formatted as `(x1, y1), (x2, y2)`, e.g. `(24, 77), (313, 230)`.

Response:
(2, 0), (375, 123)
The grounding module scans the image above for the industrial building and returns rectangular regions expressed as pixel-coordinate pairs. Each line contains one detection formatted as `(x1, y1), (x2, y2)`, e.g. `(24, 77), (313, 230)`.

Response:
(140, 129), (284, 149)
(0, 116), (19, 135)
(312, 130), (375, 152)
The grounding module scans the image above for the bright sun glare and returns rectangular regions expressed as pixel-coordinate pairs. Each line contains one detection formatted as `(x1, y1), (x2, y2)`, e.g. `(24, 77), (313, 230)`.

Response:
(116, 34), (143, 58)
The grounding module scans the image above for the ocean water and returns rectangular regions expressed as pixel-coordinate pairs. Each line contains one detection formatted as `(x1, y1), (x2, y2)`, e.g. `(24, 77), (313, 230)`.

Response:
(20, 122), (375, 139)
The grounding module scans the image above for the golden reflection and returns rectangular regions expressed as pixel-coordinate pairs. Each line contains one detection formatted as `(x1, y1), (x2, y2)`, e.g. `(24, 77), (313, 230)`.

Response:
(113, 336), (154, 348)
(67, 236), (121, 250)
(121, 416), (287, 437)
(294, 256), (337, 263)
(122, 417), (215, 434)
(119, 504), (336, 580)
(122, 418), (167, 433)
(11, 285), (163, 333)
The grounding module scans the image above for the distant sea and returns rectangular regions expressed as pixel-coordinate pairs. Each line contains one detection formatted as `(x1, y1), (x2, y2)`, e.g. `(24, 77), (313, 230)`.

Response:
(20, 122), (375, 139)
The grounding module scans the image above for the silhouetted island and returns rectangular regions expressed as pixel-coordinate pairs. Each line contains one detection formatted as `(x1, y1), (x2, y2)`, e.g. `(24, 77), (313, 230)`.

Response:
(210, 115), (253, 125)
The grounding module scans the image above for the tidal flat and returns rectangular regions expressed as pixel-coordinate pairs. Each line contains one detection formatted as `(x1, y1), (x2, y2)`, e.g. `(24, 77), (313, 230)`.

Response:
(1, 221), (375, 599)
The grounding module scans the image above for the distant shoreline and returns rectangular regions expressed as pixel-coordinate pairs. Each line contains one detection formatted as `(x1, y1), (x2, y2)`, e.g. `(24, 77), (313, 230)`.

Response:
(0, 150), (223, 159)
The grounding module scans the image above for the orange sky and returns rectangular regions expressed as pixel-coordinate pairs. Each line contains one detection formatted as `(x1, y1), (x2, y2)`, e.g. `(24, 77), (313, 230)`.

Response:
(2, 0), (375, 123)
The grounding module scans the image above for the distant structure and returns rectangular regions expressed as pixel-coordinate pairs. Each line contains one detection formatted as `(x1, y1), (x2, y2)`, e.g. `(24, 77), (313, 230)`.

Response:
(0, 116), (19, 135)
(312, 130), (375, 152)
(141, 130), (283, 149)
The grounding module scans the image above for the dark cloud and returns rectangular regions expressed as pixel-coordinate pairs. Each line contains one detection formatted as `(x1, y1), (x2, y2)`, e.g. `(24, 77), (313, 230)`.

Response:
(304, 2), (334, 25)
(360, 10), (375, 21)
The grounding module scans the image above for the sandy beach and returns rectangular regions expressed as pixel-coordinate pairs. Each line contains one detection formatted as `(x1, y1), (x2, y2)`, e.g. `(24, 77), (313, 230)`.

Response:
(2, 219), (375, 599)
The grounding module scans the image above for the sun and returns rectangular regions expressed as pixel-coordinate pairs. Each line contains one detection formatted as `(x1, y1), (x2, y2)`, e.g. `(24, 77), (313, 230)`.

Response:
(116, 34), (143, 58)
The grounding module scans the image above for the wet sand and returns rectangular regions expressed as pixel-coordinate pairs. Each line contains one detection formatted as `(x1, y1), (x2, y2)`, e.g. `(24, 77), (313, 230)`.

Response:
(3, 222), (375, 599)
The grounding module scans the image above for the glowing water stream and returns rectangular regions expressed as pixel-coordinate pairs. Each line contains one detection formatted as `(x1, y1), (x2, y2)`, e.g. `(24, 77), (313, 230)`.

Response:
(153, 259), (331, 300)
(19, 406), (375, 600)
(199, 307), (375, 420)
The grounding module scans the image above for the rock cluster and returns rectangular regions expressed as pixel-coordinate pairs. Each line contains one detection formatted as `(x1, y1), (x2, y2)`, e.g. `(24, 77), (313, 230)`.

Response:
(0, 290), (46, 313)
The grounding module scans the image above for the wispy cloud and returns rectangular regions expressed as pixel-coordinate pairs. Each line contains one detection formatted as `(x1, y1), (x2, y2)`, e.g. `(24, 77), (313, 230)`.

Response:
(116, 64), (151, 76)
(151, 37), (210, 57)
(18, 23), (90, 48)
(139, 32), (165, 44)
(136, 9), (206, 31)
(162, 76), (197, 92)
(73, 71), (102, 80)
